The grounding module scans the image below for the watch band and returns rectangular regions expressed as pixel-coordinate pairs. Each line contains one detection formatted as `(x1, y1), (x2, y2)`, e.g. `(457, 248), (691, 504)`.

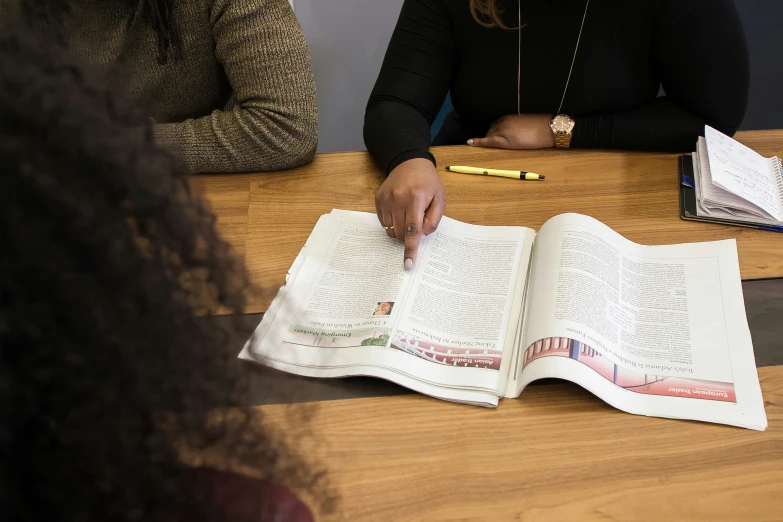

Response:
(554, 132), (572, 149)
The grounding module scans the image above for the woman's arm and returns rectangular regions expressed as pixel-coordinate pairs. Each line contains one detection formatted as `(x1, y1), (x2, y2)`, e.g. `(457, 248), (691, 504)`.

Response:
(572, 0), (749, 151)
(154, 0), (318, 173)
(364, 0), (455, 174)
(364, 0), (452, 270)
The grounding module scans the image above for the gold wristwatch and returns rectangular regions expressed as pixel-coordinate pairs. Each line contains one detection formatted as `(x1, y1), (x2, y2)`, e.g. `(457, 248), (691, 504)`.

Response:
(550, 114), (575, 149)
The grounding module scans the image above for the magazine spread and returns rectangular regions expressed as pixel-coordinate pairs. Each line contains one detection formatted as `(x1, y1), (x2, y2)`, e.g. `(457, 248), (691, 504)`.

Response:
(240, 210), (767, 430)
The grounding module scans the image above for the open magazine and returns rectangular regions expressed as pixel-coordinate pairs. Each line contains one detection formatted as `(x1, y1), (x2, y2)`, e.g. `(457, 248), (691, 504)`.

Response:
(240, 210), (767, 430)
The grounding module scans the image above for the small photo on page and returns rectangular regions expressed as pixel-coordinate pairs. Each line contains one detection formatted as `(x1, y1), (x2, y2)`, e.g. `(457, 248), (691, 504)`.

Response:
(372, 301), (394, 316)
(523, 337), (736, 402)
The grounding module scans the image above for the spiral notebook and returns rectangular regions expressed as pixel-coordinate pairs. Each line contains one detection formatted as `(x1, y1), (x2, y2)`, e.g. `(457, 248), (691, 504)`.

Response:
(680, 126), (783, 232)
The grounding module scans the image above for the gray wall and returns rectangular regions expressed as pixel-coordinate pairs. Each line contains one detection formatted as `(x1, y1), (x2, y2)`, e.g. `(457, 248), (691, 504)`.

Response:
(295, 0), (782, 153)
(295, 0), (403, 153)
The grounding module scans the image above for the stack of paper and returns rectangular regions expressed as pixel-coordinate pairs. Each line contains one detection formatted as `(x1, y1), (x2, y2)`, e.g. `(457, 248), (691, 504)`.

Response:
(693, 126), (783, 226)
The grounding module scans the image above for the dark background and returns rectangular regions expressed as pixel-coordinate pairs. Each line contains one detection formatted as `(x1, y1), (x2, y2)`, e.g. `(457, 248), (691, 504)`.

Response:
(433, 0), (783, 137)
(734, 0), (783, 130)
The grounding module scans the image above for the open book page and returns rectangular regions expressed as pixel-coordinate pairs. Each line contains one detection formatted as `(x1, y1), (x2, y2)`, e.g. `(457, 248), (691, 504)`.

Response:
(705, 126), (783, 221)
(242, 210), (412, 371)
(510, 213), (766, 430)
(241, 210), (532, 406)
(504, 258), (535, 397)
(390, 216), (535, 397)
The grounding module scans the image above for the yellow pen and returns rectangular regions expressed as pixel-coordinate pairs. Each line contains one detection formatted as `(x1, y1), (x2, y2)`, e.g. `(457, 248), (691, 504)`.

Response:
(445, 165), (545, 180)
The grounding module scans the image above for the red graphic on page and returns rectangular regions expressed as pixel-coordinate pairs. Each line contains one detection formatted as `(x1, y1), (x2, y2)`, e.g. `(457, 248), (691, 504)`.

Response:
(522, 337), (736, 402)
(391, 331), (502, 370)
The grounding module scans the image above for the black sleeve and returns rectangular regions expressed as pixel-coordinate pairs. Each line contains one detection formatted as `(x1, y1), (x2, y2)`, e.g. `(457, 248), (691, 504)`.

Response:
(363, 0), (454, 174)
(572, 0), (749, 151)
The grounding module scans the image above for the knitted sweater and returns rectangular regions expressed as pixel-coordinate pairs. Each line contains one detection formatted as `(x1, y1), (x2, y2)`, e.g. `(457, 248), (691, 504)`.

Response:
(2, 0), (318, 173)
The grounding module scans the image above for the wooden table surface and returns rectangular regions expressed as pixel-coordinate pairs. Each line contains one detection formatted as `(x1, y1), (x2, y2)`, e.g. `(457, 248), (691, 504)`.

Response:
(261, 366), (783, 521)
(193, 131), (783, 521)
(193, 130), (783, 314)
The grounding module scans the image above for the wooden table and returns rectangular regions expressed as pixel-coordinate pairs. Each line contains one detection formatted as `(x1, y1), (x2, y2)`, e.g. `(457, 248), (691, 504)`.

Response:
(193, 130), (783, 314)
(193, 130), (783, 521)
(261, 366), (783, 521)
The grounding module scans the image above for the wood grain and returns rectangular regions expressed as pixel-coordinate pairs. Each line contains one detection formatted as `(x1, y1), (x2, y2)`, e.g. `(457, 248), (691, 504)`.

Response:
(259, 365), (783, 522)
(734, 129), (783, 156)
(194, 130), (783, 313)
(190, 173), (251, 262)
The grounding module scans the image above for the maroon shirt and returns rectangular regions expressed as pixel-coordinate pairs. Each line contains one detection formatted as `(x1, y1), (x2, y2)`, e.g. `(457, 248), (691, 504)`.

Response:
(197, 468), (314, 522)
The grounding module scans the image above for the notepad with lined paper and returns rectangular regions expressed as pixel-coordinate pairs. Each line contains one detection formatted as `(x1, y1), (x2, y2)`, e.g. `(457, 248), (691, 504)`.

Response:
(691, 126), (783, 227)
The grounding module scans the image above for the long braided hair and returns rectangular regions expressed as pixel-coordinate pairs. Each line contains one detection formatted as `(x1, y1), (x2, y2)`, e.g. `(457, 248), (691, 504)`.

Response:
(24, 0), (184, 63)
(144, 0), (183, 63)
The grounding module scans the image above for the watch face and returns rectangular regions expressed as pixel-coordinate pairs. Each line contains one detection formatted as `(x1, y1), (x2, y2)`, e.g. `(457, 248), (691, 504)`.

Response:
(551, 115), (573, 132)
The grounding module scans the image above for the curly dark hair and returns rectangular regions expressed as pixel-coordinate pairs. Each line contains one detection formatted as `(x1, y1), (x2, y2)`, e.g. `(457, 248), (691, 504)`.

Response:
(23, 0), (184, 63)
(0, 29), (331, 521)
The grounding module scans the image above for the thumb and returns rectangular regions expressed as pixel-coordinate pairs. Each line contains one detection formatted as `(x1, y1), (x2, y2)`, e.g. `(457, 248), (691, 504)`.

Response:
(468, 135), (511, 149)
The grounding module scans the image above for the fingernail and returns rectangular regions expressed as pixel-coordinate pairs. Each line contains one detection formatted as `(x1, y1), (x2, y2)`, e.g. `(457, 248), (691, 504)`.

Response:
(404, 259), (413, 271)
(467, 139), (474, 145)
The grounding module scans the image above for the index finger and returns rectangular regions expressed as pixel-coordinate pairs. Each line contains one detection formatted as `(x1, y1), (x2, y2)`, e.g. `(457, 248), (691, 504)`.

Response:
(403, 199), (425, 271)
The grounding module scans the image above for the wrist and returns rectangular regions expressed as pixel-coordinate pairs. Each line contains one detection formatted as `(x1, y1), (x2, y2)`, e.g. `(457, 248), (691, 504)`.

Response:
(386, 151), (436, 176)
(389, 157), (438, 179)
(540, 116), (555, 148)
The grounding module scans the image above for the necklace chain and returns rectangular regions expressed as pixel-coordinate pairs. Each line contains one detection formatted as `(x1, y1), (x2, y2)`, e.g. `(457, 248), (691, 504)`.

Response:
(517, 0), (591, 116)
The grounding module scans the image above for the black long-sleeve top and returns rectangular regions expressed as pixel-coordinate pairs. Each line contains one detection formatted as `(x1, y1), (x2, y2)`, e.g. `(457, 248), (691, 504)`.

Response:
(364, 0), (750, 174)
